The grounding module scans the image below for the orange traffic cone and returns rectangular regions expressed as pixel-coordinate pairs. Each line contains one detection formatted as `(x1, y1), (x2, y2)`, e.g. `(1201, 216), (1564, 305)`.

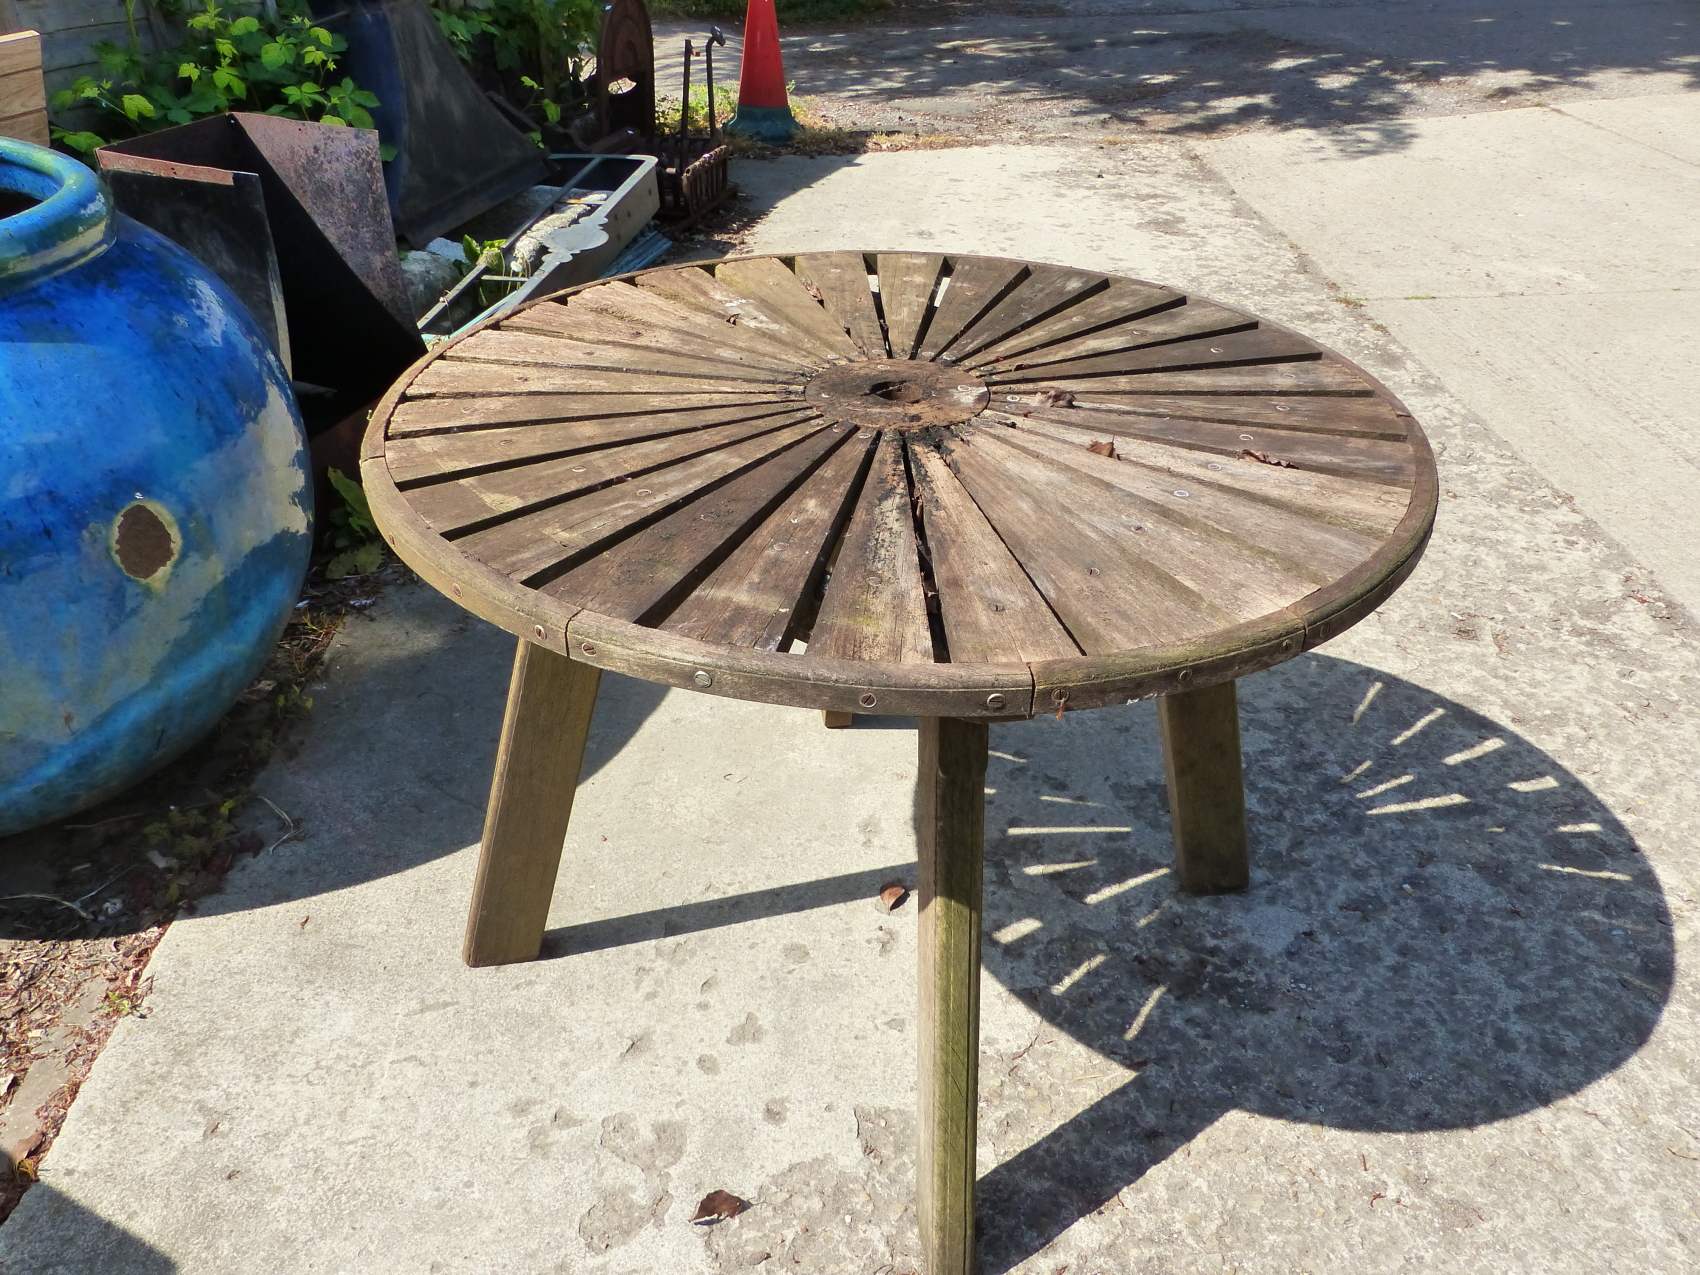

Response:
(729, 0), (797, 142)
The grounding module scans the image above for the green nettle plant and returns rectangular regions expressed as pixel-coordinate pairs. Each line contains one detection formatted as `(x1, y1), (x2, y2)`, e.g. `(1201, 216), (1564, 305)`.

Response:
(51, 0), (383, 155)
(428, 0), (595, 129)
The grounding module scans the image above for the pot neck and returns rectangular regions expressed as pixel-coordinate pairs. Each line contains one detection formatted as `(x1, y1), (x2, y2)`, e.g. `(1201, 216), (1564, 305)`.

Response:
(0, 139), (113, 294)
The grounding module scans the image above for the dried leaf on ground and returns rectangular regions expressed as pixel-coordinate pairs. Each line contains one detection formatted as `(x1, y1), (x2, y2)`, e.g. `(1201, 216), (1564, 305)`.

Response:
(691, 1189), (750, 1223)
(1086, 439), (1117, 458)
(878, 882), (911, 912)
(1242, 448), (1294, 468)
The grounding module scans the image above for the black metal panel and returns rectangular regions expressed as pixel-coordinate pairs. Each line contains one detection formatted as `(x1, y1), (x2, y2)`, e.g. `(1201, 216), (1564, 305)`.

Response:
(315, 0), (552, 246)
(101, 161), (290, 372)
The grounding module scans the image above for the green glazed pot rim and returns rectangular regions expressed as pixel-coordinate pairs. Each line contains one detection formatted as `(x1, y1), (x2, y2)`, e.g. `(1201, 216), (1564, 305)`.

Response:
(0, 138), (113, 291)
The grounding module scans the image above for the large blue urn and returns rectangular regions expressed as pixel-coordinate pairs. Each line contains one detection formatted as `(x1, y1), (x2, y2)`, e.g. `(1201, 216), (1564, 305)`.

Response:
(0, 138), (312, 835)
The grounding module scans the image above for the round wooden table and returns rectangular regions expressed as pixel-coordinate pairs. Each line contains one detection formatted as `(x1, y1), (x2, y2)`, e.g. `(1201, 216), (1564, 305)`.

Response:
(360, 252), (1437, 1274)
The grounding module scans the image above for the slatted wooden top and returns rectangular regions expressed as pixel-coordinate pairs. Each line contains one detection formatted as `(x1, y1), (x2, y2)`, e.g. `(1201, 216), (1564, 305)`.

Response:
(361, 253), (1437, 718)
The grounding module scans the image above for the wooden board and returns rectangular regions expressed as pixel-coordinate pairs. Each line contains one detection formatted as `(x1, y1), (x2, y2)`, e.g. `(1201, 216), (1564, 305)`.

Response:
(365, 253), (1436, 716)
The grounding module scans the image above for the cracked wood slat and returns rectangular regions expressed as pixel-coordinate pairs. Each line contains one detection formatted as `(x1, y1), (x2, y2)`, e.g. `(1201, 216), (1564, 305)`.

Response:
(1054, 392), (1411, 441)
(963, 428), (1322, 630)
(1013, 405), (1416, 486)
(976, 418), (1381, 582)
(937, 264), (1108, 362)
(388, 391), (795, 439)
(965, 278), (1182, 365)
(796, 251), (887, 357)
(944, 434), (1228, 653)
(447, 329), (795, 383)
(387, 403), (810, 487)
(635, 263), (827, 352)
(414, 414), (818, 544)
(983, 327), (1322, 383)
(506, 298), (809, 375)
(968, 297), (1252, 371)
(664, 428), (880, 649)
(915, 257), (1028, 362)
(809, 431), (934, 663)
(1000, 362), (1370, 395)
(712, 257), (864, 358)
(565, 279), (824, 368)
(908, 442), (1080, 664)
(409, 359), (783, 399)
(457, 419), (831, 583)
(540, 426), (853, 621)
(1003, 411), (1408, 535)
(877, 253), (945, 359)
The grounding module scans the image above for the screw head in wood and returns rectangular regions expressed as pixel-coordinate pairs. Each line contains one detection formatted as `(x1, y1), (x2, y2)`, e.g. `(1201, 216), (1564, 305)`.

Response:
(1178, 669), (1193, 681)
(859, 692), (877, 708)
(534, 625), (546, 639)
(581, 642), (597, 656)
(452, 584), (461, 597)
(694, 670), (713, 687)
(986, 693), (1007, 710)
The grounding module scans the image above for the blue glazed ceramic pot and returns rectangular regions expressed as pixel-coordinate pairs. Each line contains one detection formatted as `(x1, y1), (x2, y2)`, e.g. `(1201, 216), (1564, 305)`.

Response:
(0, 139), (312, 835)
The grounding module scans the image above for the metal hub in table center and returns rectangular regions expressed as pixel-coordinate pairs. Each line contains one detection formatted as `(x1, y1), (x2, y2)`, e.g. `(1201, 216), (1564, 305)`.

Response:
(803, 358), (990, 430)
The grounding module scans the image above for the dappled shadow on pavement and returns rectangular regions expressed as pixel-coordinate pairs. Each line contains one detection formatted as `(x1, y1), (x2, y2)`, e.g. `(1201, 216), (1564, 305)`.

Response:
(781, 0), (1700, 153)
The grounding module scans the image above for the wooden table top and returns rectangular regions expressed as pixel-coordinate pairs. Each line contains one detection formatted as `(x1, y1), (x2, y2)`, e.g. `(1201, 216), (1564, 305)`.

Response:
(361, 252), (1437, 719)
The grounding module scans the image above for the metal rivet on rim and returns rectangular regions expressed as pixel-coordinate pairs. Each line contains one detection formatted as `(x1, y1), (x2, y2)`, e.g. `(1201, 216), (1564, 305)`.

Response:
(1178, 669), (1193, 681)
(986, 693), (1007, 710)
(694, 670), (713, 687)
(1051, 688), (1067, 702)
(581, 642), (597, 656)
(534, 625), (546, 639)
(859, 692), (877, 708)
(1281, 639), (1293, 651)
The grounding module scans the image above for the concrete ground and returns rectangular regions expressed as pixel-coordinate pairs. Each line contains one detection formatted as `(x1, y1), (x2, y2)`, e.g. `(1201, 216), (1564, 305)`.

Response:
(6, 7), (1700, 1273)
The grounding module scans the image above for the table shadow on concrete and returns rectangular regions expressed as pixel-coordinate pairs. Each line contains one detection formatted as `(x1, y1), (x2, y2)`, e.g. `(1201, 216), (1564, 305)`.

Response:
(0, 1185), (175, 1275)
(968, 652), (1673, 1272)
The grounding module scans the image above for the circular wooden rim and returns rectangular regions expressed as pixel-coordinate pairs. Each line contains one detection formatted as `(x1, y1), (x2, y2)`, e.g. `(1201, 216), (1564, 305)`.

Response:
(362, 253), (1437, 718)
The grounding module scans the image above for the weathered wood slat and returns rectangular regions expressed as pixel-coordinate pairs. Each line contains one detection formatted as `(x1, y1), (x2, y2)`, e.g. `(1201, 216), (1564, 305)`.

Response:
(713, 257), (865, 358)
(909, 443), (1080, 664)
(459, 419), (832, 583)
(969, 296), (1251, 371)
(386, 403), (810, 486)
(1057, 392), (1411, 440)
(635, 263), (822, 352)
(796, 251), (887, 357)
(944, 436), (1230, 653)
(1002, 362), (1370, 395)
(960, 429), (1324, 633)
(540, 426), (852, 621)
(966, 277), (1182, 365)
(809, 432), (934, 663)
(916, 257), (1028, 361)
(984, 327), (1320, 383)
(939, 264), (1108, 361)
(388, 391), (794, 439)
(447, 328), (795, 383)
(408, 359), (788, 399)
(412, 413), (818, 540)
(506, 300), (808, 375)
(566, 279), (823, 367)
(877, 252), (945, 359)
(999, 411), (1408, 535)
(664, 429), (880, 648)
(976, 419), (1381, 582)
(1015, 404), (1417, 485)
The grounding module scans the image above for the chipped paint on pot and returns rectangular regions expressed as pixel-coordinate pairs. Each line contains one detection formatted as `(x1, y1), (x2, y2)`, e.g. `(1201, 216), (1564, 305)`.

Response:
(0, 139), (312, 835)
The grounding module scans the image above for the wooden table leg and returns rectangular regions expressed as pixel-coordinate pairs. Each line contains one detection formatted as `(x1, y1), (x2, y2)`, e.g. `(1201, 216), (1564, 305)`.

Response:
(463, 639), (602, 968)
(916, 716), (988, 1275)
(822, 710), (854, 729)
(1157, 679), (1249, 894)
